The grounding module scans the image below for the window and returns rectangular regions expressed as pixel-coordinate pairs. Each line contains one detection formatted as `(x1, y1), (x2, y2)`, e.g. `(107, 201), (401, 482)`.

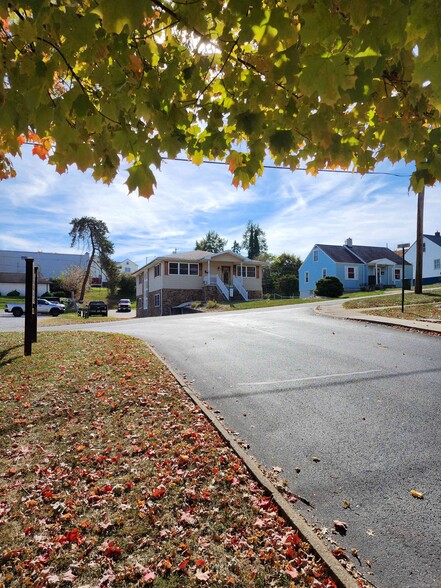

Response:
(154, 293), (161, 307)
(238, 266), (256, 278)
(346, 266), (357, 279)
(305, 271), (309, 284)
(154, 264), (161, 277)
(313, 248), (319, 262)
(434, 259), (440, 270)
(423, 243), (426, 252)
(394, 268), (401, 280)
(124, 267), (131, 272)
(322, 268), (327, 278)
(168, 262), (199, 275)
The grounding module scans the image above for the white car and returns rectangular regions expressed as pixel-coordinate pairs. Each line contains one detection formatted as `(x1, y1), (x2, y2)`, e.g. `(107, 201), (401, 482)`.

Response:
(5, 298), (65, 317)
(117, 299), (132, 312)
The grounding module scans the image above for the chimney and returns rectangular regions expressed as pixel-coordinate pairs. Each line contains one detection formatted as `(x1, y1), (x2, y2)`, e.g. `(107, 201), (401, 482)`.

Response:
(344, 238), (353, 248)
(435, 231), (440, 237)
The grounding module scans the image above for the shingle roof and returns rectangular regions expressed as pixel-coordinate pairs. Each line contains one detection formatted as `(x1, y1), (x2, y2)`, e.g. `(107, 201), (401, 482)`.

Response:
(0, 272), (50, 284)
(425, 233), (441, 247)
(317, 245), (362, 263)
(317, 244), (410, 265)
(160, 250), (213, 262)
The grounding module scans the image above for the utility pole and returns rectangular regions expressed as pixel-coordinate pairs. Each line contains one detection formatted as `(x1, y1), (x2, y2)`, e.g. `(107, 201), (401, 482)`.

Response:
(398, 243), (410, 312)
(414, 186), (425, 294)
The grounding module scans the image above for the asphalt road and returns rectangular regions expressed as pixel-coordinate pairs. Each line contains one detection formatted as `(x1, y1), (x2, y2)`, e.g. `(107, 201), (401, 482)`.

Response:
(2, 303), (440, 587)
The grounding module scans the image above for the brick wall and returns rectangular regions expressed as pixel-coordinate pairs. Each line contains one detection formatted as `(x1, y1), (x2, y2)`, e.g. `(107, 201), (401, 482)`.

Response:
(136, 285), (261, 317)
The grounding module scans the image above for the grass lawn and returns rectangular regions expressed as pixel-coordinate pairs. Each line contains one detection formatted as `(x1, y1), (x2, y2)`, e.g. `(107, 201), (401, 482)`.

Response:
(226, 298), (314, 311)
(0, 332), (354, 588)
(343, 290), (441, 310)
(362, 303), (441, 321)
(40, 314), (123, 327)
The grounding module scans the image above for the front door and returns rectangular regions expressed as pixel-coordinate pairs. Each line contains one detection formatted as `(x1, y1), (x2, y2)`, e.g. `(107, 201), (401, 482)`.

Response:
(222, 266), (230, 285)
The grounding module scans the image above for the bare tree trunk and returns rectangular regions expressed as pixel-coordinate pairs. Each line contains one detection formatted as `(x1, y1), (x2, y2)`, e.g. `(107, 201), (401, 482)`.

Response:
(414, 186), (425, 294)
(79, 246), (95, 302)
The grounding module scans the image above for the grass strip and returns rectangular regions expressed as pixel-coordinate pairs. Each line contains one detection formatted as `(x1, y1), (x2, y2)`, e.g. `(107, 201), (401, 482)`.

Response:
(343, 291), (441, 310)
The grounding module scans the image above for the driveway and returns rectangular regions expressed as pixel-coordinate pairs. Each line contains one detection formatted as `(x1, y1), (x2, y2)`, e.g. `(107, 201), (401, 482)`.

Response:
(3, 303), (441, 587)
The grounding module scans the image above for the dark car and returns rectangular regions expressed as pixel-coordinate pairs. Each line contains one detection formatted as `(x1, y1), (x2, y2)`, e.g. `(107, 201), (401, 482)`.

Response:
(117, 299), (132, 312)
(88, 300), (108, 316)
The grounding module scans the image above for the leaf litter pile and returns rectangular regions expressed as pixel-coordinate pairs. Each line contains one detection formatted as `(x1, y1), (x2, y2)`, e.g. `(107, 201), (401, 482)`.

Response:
(1, 332), (346, 587)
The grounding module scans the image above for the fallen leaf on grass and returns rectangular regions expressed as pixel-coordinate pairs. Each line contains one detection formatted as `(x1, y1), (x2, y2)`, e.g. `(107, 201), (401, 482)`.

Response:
(62, 570), (77, 582)
(285, 567), (300, 578)
(142, 570), (156, 582)
(195, 569), (210, 581)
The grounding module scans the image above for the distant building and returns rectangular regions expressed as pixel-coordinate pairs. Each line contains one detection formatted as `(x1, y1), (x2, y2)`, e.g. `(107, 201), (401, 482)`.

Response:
(0, 271), (50, 297)
(115, 258), (139, 274)
(0, 249), (90, 280)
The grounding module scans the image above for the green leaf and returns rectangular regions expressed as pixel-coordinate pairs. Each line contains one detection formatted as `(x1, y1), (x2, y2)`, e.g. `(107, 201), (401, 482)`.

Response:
(125, 164), (157, 198)
(91, 1), (146, 34)
(299, 54), (354, 105)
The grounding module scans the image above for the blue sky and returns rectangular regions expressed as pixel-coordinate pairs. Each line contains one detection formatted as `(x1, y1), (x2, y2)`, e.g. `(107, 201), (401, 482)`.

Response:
(1, 147), (440, 268)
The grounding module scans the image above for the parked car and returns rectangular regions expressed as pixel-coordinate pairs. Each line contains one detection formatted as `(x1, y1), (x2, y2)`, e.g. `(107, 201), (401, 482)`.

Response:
(5, 298), (65, 317)
(87, 301), (108, 316)
(117, 299), (132, 312)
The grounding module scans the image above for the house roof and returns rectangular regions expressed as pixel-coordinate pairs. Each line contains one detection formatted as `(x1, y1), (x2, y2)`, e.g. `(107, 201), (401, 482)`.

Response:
(317, 245), (362, 263)
(0, 272), (51, 284)
(317, 244), (410, 265)
(134, 250), (265, 274)
(425, 233), (441, 247)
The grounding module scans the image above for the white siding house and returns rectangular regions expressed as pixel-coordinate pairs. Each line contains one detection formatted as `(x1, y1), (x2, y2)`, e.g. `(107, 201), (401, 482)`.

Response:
(405, 232), (441, 285)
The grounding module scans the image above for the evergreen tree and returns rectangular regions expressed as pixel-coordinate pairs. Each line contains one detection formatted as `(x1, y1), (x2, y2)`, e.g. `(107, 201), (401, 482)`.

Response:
(242, 221), (268, 259)
(231, 240), (242, 254)
(195, 231), (227, 253)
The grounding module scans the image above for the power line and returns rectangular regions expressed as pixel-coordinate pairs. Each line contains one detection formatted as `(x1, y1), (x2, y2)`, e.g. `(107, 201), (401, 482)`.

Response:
(166, 157), (411, 178)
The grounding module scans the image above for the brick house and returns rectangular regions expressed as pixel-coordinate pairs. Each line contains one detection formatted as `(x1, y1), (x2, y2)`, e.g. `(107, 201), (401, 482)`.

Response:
(134, 250), (265, 317)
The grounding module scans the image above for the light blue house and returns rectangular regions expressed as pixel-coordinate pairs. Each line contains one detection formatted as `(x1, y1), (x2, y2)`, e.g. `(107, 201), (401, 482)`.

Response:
(299, 238), (413, 298)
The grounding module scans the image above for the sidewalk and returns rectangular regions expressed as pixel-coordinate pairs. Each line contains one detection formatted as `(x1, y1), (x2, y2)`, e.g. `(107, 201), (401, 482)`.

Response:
(314, 299), (441, 334)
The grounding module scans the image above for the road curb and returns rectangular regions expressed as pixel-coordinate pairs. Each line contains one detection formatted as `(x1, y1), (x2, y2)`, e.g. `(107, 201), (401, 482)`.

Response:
(315, 304), (441, 336)
(148, 345), (364, 588)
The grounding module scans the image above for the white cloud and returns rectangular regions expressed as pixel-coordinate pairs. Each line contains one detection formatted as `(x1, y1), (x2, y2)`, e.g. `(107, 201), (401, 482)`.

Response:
(1, 149), (439, 266)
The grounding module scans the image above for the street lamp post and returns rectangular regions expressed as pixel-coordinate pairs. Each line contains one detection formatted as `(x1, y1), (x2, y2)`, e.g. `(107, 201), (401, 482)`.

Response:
(397, 243), (410, 313)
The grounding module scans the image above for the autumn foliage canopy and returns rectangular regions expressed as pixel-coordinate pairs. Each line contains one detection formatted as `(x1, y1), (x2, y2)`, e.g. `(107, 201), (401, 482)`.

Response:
(1, 1), (441, 196)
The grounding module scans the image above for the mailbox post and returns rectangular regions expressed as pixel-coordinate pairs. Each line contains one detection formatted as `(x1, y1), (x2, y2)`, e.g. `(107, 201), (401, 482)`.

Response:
(24, 258), (35, 356)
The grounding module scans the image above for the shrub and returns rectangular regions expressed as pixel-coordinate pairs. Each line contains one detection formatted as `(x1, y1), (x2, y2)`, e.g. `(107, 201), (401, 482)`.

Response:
(7, 290), (20, 297)
(314, 276), (344, 298)
(205, 299), (219, 309)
